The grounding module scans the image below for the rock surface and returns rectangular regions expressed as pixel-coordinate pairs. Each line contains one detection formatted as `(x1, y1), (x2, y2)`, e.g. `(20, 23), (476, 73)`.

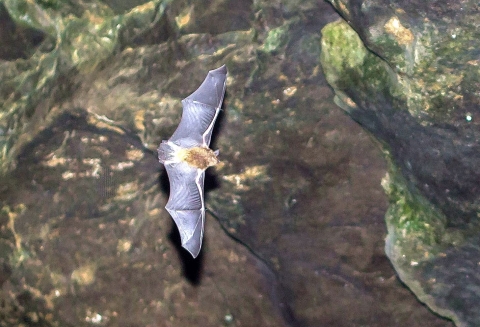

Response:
(321, 0), (480, 326)
(0, 0), (463, 326)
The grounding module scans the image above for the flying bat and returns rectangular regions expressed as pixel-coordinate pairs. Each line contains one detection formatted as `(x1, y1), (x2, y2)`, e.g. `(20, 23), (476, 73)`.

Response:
(158, 65), (227, 258)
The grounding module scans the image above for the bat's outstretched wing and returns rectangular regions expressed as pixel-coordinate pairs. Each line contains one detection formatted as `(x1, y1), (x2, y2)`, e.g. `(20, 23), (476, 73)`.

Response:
(163, 161), (205, 258)
(169, 65), (227, 147)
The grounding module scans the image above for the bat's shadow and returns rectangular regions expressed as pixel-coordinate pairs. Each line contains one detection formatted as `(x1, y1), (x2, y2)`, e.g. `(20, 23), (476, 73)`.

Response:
(167, 223), (204, 284)
(160, 168), (220, 284)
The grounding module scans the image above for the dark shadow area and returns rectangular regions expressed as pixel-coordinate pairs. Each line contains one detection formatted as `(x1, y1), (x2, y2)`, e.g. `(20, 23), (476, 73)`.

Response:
(204, 168), (220, 194)
(0, 2), (52, 61)
(168, 223), (204, 285)
(12, 107), (156, 223)
(121, 1), (175, 48)
(158, 166), (170, 196)
(208, 207), (303, 327)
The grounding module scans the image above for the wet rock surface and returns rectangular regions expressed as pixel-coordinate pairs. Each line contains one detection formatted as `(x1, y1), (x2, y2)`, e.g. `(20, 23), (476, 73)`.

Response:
(0, 0), (464, 326)
(322, 0), (480, 326)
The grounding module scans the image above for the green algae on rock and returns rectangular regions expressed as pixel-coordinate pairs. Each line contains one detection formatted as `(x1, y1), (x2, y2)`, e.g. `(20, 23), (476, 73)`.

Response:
(0, 0), (167, 175)
(320, 19), (405, 114)
(382, 158), (447, 265)
(321, 1), (480, 325)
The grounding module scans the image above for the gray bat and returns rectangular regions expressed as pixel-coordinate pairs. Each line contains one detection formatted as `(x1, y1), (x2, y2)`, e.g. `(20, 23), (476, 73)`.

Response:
(158, 65), (227, 258)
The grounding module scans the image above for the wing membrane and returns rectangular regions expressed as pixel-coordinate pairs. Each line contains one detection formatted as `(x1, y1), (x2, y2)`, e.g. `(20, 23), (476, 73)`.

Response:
(164, 164), (206, 258)
(164, 163), (203, 210)
(166, 208), (204, 258)
(169, 102), (217, 146)
(185, 65), (227, 108)
(169, 65), (227, 147)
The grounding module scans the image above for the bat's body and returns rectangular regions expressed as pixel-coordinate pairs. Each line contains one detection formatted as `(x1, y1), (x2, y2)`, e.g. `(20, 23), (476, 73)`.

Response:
(158, 65), (227, 258)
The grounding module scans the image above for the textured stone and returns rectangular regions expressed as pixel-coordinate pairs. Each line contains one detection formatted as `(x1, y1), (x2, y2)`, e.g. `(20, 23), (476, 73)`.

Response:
(0, 0), (458, 326)
(322, 0), (480, 326)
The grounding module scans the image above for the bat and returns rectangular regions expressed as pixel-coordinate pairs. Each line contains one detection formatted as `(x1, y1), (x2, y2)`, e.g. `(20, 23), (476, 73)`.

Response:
(158, 65), (227, 258)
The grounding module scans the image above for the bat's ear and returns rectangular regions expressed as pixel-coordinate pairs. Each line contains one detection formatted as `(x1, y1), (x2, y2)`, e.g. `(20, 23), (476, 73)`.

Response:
(214, 149), (220, 156)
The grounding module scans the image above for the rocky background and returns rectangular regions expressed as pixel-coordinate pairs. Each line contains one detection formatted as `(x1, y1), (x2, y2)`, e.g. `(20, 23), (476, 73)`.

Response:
(0, 0), (477, 326)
